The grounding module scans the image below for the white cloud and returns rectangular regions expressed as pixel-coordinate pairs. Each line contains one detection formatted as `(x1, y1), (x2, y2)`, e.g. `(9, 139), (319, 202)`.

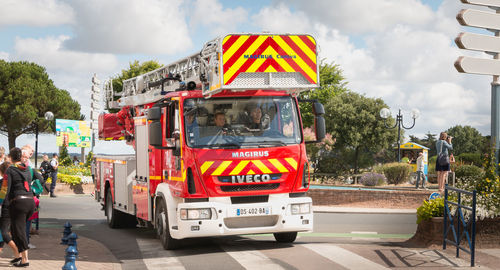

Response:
(0, 0), (74, 27)
(191, 0), (248, 36)
(314, 24), (375, 81)
(283, 0), (434, 34)
(251, 3), (311, 33)
(13, 35), (118, 73)
(0, 52), (8, 61)
(64, 0), (192, 54)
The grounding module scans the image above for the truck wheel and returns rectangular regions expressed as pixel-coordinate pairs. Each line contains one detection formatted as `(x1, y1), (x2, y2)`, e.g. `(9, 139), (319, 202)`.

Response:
(273, 232), (298, 243)
(155, 200), (180, 250)
(106, 189), (120, 228)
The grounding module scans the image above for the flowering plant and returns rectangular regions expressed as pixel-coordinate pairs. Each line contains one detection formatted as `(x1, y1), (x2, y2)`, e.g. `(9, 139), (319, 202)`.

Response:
(455, 146), (500, 219)
(359, 172), (386, 186)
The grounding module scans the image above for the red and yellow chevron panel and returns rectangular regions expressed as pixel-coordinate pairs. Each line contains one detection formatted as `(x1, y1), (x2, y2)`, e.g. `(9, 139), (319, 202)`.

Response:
(200, 158), (298, 176)
(222, 34), (318, 85)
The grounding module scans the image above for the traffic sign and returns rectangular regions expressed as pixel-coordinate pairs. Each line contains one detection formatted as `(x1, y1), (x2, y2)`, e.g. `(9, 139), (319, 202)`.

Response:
(455, 56), (500, 75)
(91, 93), (101, 101)
(457, 9), (500, 31)
(429, 192), (441, 201)
(92, 85), (100, 93)
(92, 75), (100, 85)
(460, 0), (500, 8)
(91, 102), (101, 110)
(456, 32), (500, 53)
(90, 111), (99, 121)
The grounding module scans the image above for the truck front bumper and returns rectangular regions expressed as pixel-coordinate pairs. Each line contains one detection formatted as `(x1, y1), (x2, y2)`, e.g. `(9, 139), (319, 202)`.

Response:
(169, 194), (313, 239)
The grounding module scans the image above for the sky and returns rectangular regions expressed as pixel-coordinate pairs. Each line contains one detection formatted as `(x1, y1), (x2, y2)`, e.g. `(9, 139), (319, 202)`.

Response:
(0, 0), (495, 155)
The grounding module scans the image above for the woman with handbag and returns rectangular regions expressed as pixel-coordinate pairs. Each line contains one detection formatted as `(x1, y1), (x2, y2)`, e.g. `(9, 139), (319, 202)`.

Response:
(436, 132), (453, 193)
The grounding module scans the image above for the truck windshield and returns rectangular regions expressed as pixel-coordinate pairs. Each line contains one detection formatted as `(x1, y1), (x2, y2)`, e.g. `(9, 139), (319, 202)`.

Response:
(183, 96), (301, 148)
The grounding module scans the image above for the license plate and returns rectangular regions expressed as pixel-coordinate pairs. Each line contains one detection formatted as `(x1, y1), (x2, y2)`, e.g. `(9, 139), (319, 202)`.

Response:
(233, 207), (271, 217)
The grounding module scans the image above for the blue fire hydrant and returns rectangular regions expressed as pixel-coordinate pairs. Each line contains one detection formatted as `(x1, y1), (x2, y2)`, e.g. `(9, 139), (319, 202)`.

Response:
(62, 233), (78, 270)
(61, 222), (72, 245)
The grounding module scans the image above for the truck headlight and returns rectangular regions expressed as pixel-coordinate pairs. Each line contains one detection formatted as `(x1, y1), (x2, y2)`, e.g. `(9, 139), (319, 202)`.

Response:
(291, 203), (311, 215)
(180, 208), (212, 220)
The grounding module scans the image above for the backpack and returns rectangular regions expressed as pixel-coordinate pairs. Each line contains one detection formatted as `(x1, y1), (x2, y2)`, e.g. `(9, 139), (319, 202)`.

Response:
(29, 167), (43, 196)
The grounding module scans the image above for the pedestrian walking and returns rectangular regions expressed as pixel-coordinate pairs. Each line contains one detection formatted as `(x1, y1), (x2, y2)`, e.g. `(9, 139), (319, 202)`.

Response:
(4, 147), (36, 267)
(49, 154), (59, 198)
(415, 152), (426, 189)
(436, 132), (453, 193)
(39, 155), (51, 193)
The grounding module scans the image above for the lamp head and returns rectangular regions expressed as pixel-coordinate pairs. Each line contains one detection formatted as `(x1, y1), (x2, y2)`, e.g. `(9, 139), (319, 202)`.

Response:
(379, 108), (391, 119)
(44, 111), (54, 121)
(411, 109), (420, 119)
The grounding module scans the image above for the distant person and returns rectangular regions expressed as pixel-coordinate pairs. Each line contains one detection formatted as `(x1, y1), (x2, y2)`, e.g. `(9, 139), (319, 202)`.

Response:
(39, 155), (51, 192)
(246, 104), (262, 130)
(4, 147), (36, 267)
(436, 132), (453, 193)
(49, 154), (59, 198)
(73, 156), (80, 166)
(0, 146), (5, 164)
(214, 112), (226, 128)
(184, 104), (199, 144)
(415, 152), (426, 189)
(0, 161), (21, 264)
(21, 145), (34, 167)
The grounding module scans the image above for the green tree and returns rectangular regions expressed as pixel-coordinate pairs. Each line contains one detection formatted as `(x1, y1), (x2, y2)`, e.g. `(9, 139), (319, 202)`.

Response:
(446, 125), (484, 155)
(0, 60), (81, 149)
(111, 60), (162, 95)
(324, 91), (398, 173)
(299, 60), (347, 128)
(410, 132), (437, 157)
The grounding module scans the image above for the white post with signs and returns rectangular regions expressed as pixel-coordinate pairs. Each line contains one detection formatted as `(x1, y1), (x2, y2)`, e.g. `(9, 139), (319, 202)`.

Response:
(455, 0), (500, 157)
(91, 74), (101, 152)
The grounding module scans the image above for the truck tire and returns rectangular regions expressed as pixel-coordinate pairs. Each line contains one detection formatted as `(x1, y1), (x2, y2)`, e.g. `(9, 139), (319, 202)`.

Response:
(155, 199), (180, 250)
(106, 189), (121, 228)
(273, 232), (298, 243)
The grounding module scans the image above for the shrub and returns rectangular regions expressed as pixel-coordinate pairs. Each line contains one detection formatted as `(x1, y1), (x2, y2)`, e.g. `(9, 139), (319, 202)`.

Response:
(382, 162), (412, 185)
(457, 153), (482, 167)
(416, 198), (444, 224)
(359, 172), (386, 186)
(58, 173), (82, 185)
(455, 165), (483, 184)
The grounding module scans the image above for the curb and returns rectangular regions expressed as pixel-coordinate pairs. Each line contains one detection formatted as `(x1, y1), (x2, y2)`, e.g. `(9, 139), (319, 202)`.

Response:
(313, 206), (416, 214)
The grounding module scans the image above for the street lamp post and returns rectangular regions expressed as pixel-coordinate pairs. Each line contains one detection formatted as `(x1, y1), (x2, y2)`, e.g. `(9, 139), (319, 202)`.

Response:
(380, 108), (420, 162)
(34, 111), (54, 168)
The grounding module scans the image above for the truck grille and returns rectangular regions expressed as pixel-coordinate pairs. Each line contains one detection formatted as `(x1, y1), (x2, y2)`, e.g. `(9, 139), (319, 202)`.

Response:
(224, 215), (279, 228)
(220, 183), (280, 192)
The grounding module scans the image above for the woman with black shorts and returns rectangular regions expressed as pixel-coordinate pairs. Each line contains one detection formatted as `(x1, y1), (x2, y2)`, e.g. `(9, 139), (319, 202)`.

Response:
(3, 147), (35, 267)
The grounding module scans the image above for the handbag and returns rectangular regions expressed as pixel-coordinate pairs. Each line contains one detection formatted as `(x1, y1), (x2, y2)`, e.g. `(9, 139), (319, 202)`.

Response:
(29, 167), (44, 195)
(437, 141), (450, 166)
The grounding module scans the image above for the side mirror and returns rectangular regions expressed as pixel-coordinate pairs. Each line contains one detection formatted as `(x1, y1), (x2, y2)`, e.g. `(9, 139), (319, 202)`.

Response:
(299, 99), (327, 144)
(149, 121), (162, 147)
(148, 107), (161, 121)
(315, 115), (326, 142)
(312, 102), (325, 115)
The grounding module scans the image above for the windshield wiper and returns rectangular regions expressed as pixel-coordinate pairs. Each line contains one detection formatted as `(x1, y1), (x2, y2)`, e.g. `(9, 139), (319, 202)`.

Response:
(197, 143), (241, 149)
(243, 141), (287, 147)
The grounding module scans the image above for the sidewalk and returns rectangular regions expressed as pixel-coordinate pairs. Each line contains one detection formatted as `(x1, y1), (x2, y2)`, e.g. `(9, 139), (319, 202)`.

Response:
(0, 227), (121, 269)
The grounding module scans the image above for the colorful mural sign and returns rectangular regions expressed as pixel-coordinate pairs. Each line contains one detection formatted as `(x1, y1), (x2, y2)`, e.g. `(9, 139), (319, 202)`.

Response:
(56, 119), (92, 148)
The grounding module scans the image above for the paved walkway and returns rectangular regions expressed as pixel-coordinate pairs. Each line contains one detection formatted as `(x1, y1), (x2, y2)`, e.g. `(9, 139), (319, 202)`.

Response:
(0, 227), (121, 269)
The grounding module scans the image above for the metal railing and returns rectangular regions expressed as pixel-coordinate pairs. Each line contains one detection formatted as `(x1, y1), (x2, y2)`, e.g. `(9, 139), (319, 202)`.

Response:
(443, 185), (477, 267)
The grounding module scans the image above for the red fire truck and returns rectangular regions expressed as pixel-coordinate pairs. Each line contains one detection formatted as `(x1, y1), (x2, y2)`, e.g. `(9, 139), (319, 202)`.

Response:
(93, 33), (325, 249)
